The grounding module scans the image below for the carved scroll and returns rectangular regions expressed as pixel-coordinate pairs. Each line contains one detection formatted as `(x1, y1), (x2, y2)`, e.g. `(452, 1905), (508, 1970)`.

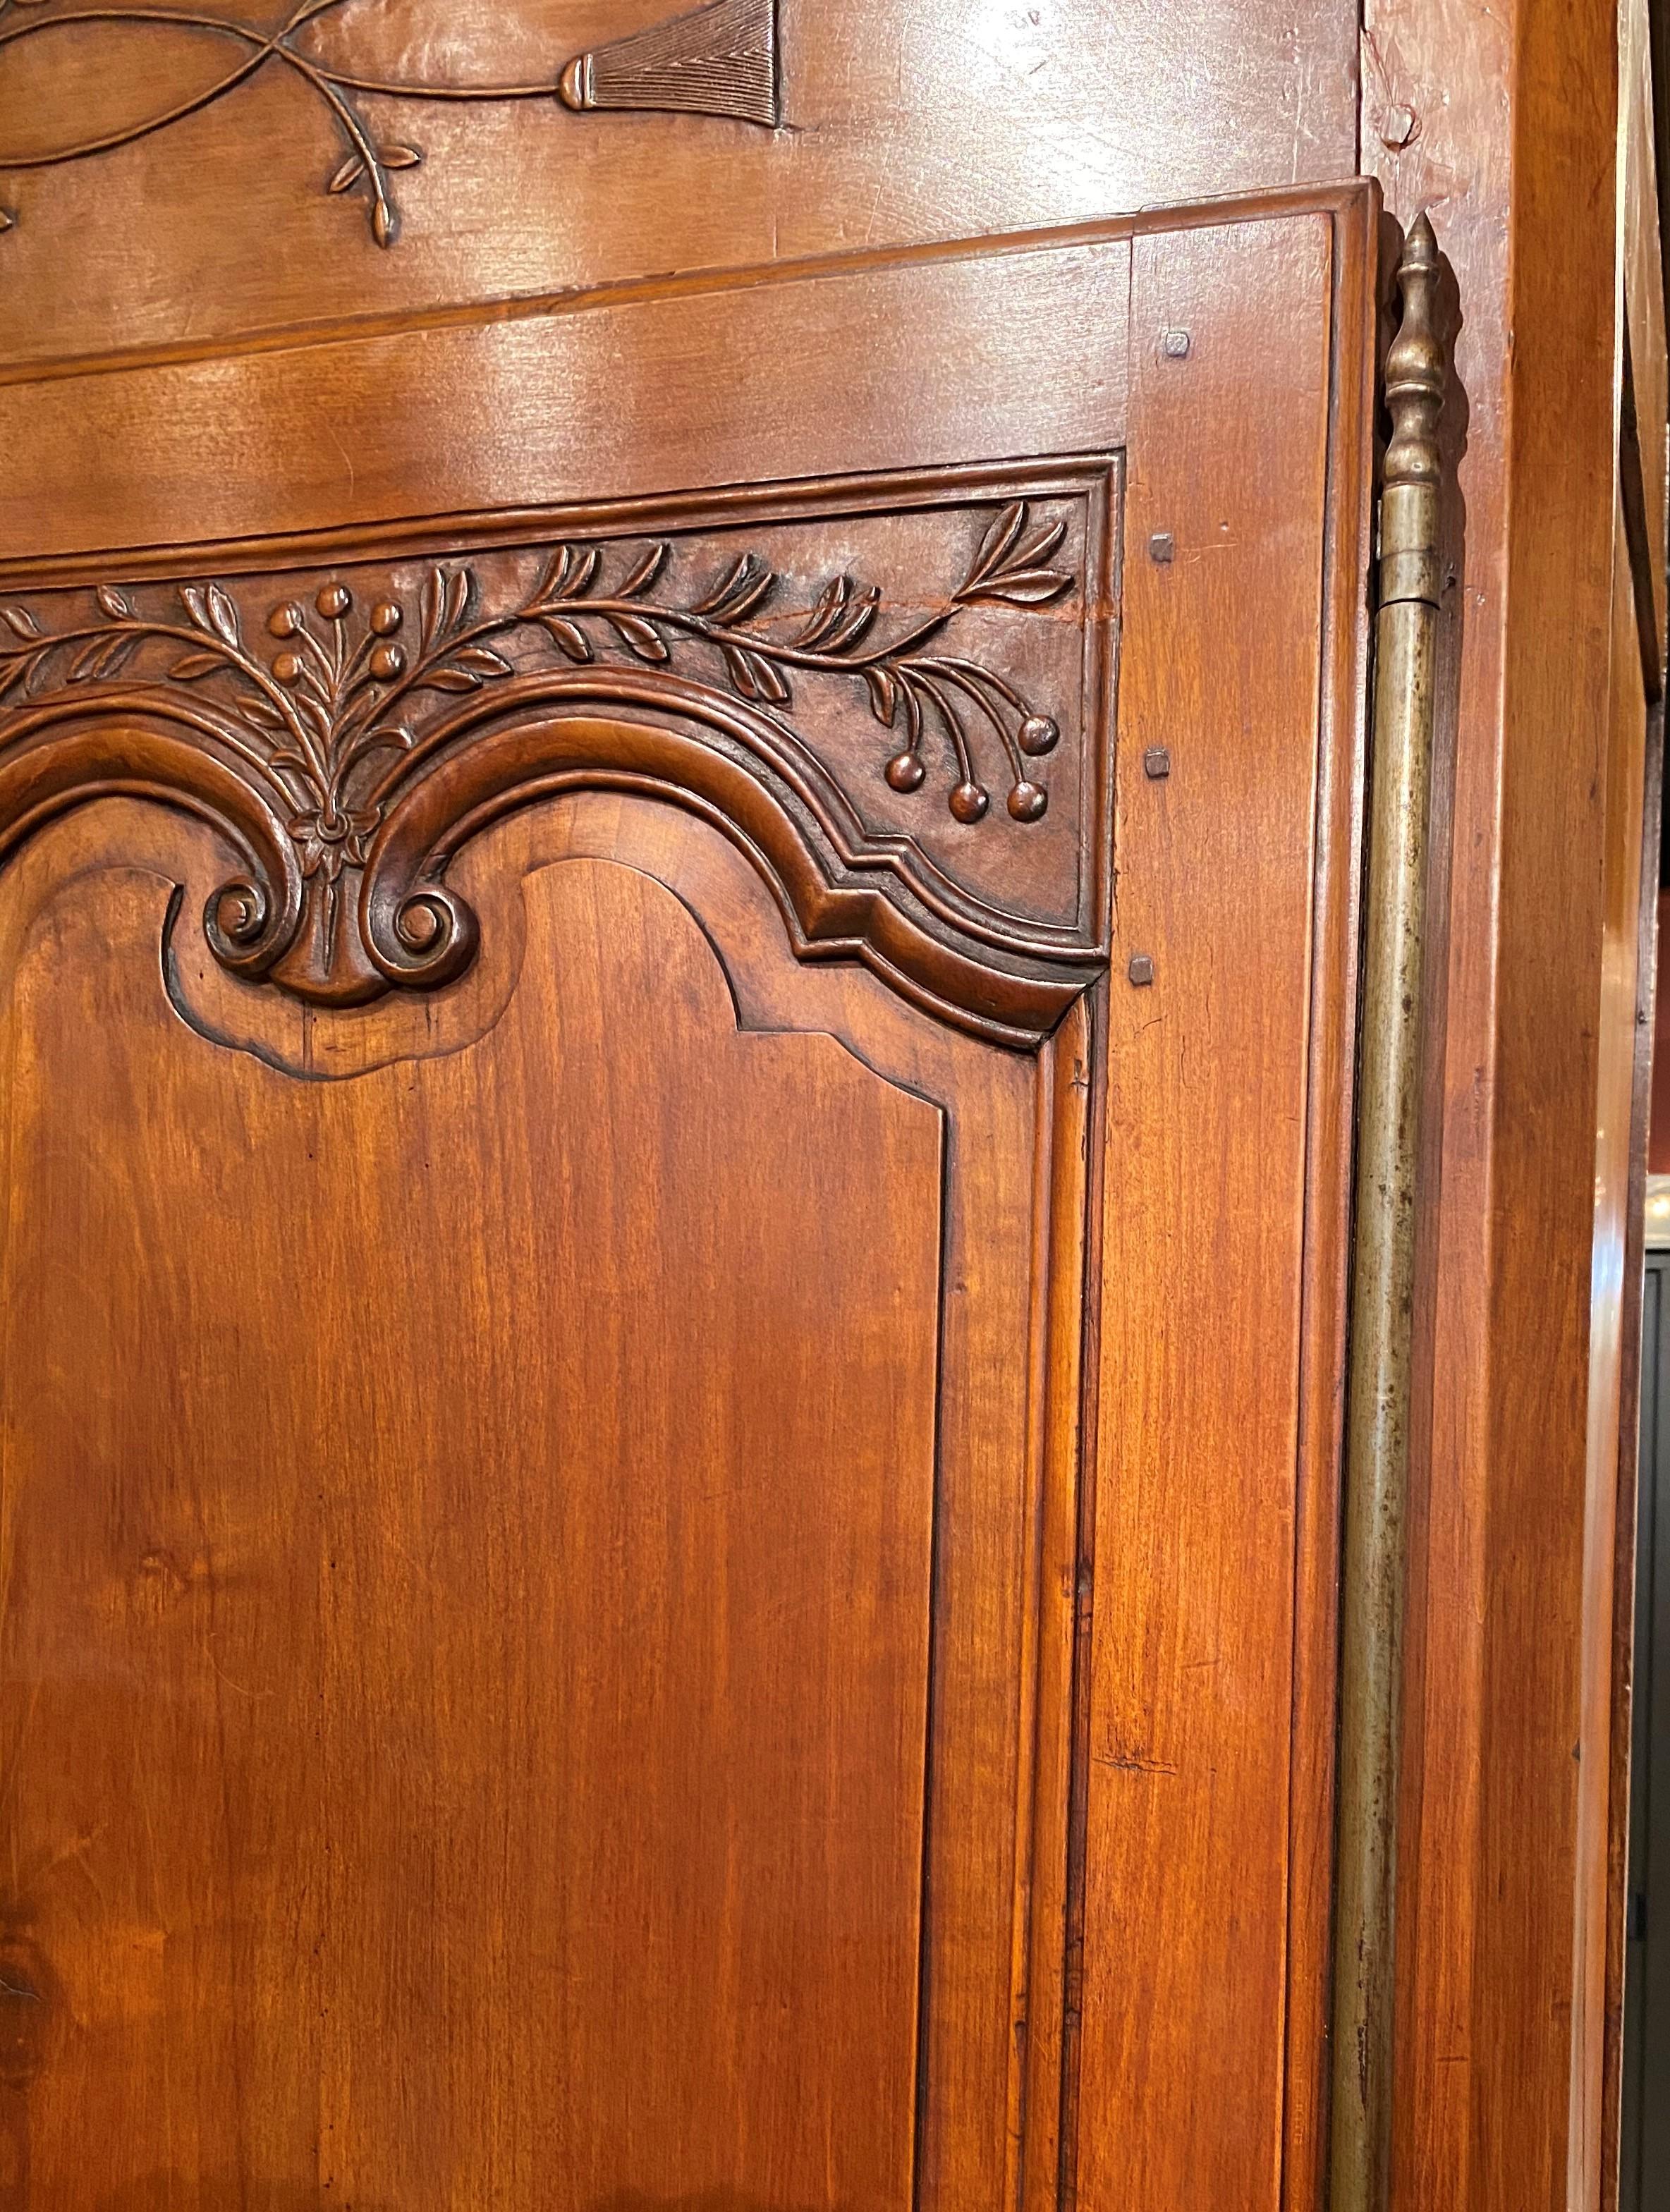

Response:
(0, 494), (1108, 1045)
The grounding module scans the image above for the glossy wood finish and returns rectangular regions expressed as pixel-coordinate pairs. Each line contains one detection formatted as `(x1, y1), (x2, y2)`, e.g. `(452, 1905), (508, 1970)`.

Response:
(1363, 4), (1662, 2207)
(1579, 502), (1651, 2205)
(0, 0), (1358, 374)
(1077, 203), (1372, 2212)
(0, 231), (1133, 564)
(0, 185), (1378, 2208)
(1, 832), (944, 2205)
(1602, 16), (1668, 2192)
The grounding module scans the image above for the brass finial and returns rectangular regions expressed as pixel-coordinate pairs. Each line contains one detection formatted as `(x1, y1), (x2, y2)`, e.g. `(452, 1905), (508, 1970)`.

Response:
(1380, 214), (1446, 606)
(1330, 206), (1448, 2212)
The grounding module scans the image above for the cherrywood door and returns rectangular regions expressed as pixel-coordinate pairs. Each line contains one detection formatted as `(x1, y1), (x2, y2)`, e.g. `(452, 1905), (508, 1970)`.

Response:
(0, 185), (1375, 2211)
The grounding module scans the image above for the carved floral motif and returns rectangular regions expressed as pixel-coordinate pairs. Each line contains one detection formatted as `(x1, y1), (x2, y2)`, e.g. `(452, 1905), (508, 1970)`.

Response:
(0, 503), (1081, 1020)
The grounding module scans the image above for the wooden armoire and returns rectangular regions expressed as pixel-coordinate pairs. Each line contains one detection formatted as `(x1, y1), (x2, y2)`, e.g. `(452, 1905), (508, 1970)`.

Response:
(0, 5), (1659, 2211)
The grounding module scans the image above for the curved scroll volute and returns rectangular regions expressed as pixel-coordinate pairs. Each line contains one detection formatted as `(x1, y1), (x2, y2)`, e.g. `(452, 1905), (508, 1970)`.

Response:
(0, 702), (304, 983)
(0, 508), (1100, 1044)
(359, 673), (1086, 1046)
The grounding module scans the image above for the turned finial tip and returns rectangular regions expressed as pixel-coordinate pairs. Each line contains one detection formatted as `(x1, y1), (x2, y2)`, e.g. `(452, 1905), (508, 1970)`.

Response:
(1403, 210), (1439, 270)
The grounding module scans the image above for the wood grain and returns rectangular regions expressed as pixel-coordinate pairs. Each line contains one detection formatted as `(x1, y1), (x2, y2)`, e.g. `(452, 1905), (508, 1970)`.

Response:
(0, 229), (1133, 565)
(1074, 202), (1372, 2212)
(0, 839), (947, 2204)
(0, 0), (1357, 374)
(1363, 6), (1639, 2208)
(0, 186), (1379, 2208)
(1575, 503), (1650, 2208)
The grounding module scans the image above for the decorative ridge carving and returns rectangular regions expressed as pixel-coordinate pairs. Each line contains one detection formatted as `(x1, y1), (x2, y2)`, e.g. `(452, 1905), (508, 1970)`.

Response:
(0, 0), (781, 246)
(0, 503), (1097, 1043)
(559, 0), (778, 127)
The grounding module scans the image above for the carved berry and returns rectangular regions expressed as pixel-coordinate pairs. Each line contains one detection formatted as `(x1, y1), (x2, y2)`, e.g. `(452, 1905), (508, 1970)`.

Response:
(268, 603), (305, 640)
(949, 781), (990, 824)
(369, 642), (406, 681)
(316, 585), (352, 621)
(1008, 781), (1049, 823)
(272, 652), (303, 685)
(1018, 714), (1059, 756)
(885, 751), (926, 793)
(370, 602), (403, 637)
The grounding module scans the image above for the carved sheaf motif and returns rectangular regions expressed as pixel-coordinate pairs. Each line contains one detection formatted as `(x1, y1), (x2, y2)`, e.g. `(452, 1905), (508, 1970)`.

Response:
(0, 501), (1099, 1041)
(0, 0), (780, 246)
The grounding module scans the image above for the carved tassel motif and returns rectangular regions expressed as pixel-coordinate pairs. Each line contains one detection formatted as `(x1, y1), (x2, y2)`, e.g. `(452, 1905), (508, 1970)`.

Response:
(0, 0), (784, 248)
(559, 0), (780, 128)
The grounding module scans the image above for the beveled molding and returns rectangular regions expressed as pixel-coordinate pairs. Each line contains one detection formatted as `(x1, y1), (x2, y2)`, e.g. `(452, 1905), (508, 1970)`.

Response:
(0, 464), (1118, 1047)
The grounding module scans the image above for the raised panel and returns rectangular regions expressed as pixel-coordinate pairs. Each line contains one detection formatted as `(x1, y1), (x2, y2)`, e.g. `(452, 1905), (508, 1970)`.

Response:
(0, 786), (1085, 2206)
(0, 190), (1379, 2211)
(0, 833), (944, 2204)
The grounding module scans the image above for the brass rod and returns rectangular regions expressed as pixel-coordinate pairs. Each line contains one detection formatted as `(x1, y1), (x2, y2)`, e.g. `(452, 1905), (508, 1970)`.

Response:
(1329, 212), (1445, 2212)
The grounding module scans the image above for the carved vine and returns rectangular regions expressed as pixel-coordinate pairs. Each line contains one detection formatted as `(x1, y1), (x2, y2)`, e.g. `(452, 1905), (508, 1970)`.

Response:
(0, 503), (1078, 1010)
(0, 0), (779, 245)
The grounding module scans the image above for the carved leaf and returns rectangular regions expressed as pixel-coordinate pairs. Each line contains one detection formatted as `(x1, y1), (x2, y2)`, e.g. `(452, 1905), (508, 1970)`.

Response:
(169, 652), (223, 680)
(619, 542), (669, 598)
(85, 637), (139, 676)
(538, 545), (580, 599)
(420, 568), (445, 648)
(96, 584), (132, 621)
(205, 583), (241, 648)
(449, 645), (513, 678)
(565, 547), (601, 599)
(1013, 516), (1067, 569)
(541, 617), (594, 663)
(693, 554), (774, 625)
(379, 144), (424, 170)
(609, 613), (669, 663)
(825, 585), (880, 653)
(329, 154), (365, 195)
(423, 640), (513, 691)
(420, 566), (473, 652)
(960, 502), (1072, 606)
(961, 568), (1073, 607)
(372, 202), (396, 250)
(865, 666), (900, 726)
(795, 576), (851, 650)
(967, 501), (1027, 588)
(239, 692), (289, 730)
(1, 606), (39, 640)
(723, 644), (791, 705)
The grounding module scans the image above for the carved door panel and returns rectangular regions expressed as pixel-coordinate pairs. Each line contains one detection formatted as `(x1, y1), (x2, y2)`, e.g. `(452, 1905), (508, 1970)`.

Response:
(0, 188), (1375, 2211)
